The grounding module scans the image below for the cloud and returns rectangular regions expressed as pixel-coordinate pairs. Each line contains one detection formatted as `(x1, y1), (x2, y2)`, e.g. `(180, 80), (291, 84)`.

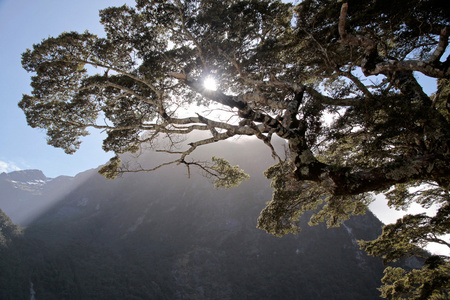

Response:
(0, 160), (21, 173)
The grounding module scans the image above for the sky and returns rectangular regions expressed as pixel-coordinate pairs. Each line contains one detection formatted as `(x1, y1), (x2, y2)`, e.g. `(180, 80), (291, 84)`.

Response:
(0, 0), (447, 254)
(0, 0), (133, 178)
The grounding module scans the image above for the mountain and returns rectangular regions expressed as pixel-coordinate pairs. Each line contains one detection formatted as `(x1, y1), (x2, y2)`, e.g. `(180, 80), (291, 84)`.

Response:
(0, 138), (390, 299)
(0, 169), (74, 226)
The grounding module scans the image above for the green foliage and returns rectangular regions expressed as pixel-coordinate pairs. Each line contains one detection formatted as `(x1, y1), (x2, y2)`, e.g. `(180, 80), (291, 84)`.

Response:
(308, 193), (372, 227)
(379, 257), (450, 299)
(435, 79), (450, 124)
(258, 161), (372, 236)
(258, 161), (315, 236)
(98, 156), (122, 179)
(384, 182), (449, 211)
(359, 207), (450, 298)
(210, 156), (249, 189)
(0, 209), (22, 248)
(360, 203), (450, 261)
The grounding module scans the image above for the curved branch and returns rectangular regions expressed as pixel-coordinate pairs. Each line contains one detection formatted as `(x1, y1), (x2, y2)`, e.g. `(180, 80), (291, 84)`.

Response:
(338, 3), (377, 54)
(341, 71), (373, 98)
(305, 87), (360, 106)
(339, 4), (449, 78)
(292, 152), (450, 196)
(427, 236), (450, 248)
(169, 73), (296, 138)
(218, 48), (304, 94)
(175, 0), (207, 69)
(76, 59), (162, 97)
(367, 59), (450, 78)
(426, 27), (449, 64)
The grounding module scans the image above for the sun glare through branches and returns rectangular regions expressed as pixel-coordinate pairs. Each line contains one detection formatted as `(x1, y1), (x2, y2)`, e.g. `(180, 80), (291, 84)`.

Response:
(203, 76), (217, 91)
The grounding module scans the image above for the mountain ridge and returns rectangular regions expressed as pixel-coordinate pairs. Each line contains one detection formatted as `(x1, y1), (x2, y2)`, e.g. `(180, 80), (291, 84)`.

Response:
(0, 139), (392, 299)
(0, 169), (48, 182)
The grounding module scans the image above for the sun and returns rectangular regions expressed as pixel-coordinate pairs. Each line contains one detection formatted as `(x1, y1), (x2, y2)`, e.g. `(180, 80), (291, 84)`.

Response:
(203, 76), (217, 91)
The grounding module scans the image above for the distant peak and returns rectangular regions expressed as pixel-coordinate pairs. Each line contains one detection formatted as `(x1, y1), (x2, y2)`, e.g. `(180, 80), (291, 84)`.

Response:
(1, 169), (48, 182)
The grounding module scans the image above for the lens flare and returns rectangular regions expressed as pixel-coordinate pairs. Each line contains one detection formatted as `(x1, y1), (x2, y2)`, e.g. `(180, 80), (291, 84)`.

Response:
(204, 76), (217, 91)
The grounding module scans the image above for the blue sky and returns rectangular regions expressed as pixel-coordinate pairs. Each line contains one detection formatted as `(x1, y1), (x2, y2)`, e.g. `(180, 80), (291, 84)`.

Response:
(0, 0), (133, 177)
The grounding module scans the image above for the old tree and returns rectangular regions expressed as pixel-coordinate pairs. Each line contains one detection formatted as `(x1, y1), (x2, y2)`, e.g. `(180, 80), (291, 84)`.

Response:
(20, 0), (449, 297)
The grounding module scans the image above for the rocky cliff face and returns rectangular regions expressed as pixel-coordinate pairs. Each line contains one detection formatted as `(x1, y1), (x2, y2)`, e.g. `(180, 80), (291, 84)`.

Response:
(0, 139), (387, 299)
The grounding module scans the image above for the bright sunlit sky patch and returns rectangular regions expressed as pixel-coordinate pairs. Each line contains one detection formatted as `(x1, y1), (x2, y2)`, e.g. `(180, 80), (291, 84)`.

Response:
(204, 75), (218, 91)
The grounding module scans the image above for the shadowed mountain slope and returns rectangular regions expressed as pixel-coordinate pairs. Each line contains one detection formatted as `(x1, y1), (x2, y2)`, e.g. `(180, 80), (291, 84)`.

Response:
(0, 138), (388, 299)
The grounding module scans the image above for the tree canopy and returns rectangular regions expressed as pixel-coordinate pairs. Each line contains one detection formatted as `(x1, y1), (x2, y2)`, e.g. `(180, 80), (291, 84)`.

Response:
(20, 0), (449, 297)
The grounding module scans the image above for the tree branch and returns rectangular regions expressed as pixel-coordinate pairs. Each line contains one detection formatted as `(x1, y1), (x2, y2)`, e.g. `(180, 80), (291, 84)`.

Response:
(169, 73), (296, 138)
(367, 59), (450, 78)
(339, 4), (449, 78)
(339, 3), (377, 55)
(426, 27), (449, 64)
(218, 48), (304, 94)
(305, 87), (361, 106)
(175, 0), (207, 69)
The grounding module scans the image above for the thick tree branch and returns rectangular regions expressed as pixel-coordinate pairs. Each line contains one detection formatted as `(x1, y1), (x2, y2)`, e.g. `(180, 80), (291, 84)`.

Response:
(339, 4), (449, 78)
(291, 151), (450, 196)
(341, 71), (374, 98)
(339, 3), (377, 56)
(242, 92), (287, 110)
(76, 59), (162, 97)
(218, 48), (304, 94)
(175, 0), (207, 69)
(169, 73), (297, 139)
(367, 59), (450, 78)
(305, 87), (361, 106)
(392, 70), (450, 135)
(426, 27), (449, 64)
(282, 87), (305, 129)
